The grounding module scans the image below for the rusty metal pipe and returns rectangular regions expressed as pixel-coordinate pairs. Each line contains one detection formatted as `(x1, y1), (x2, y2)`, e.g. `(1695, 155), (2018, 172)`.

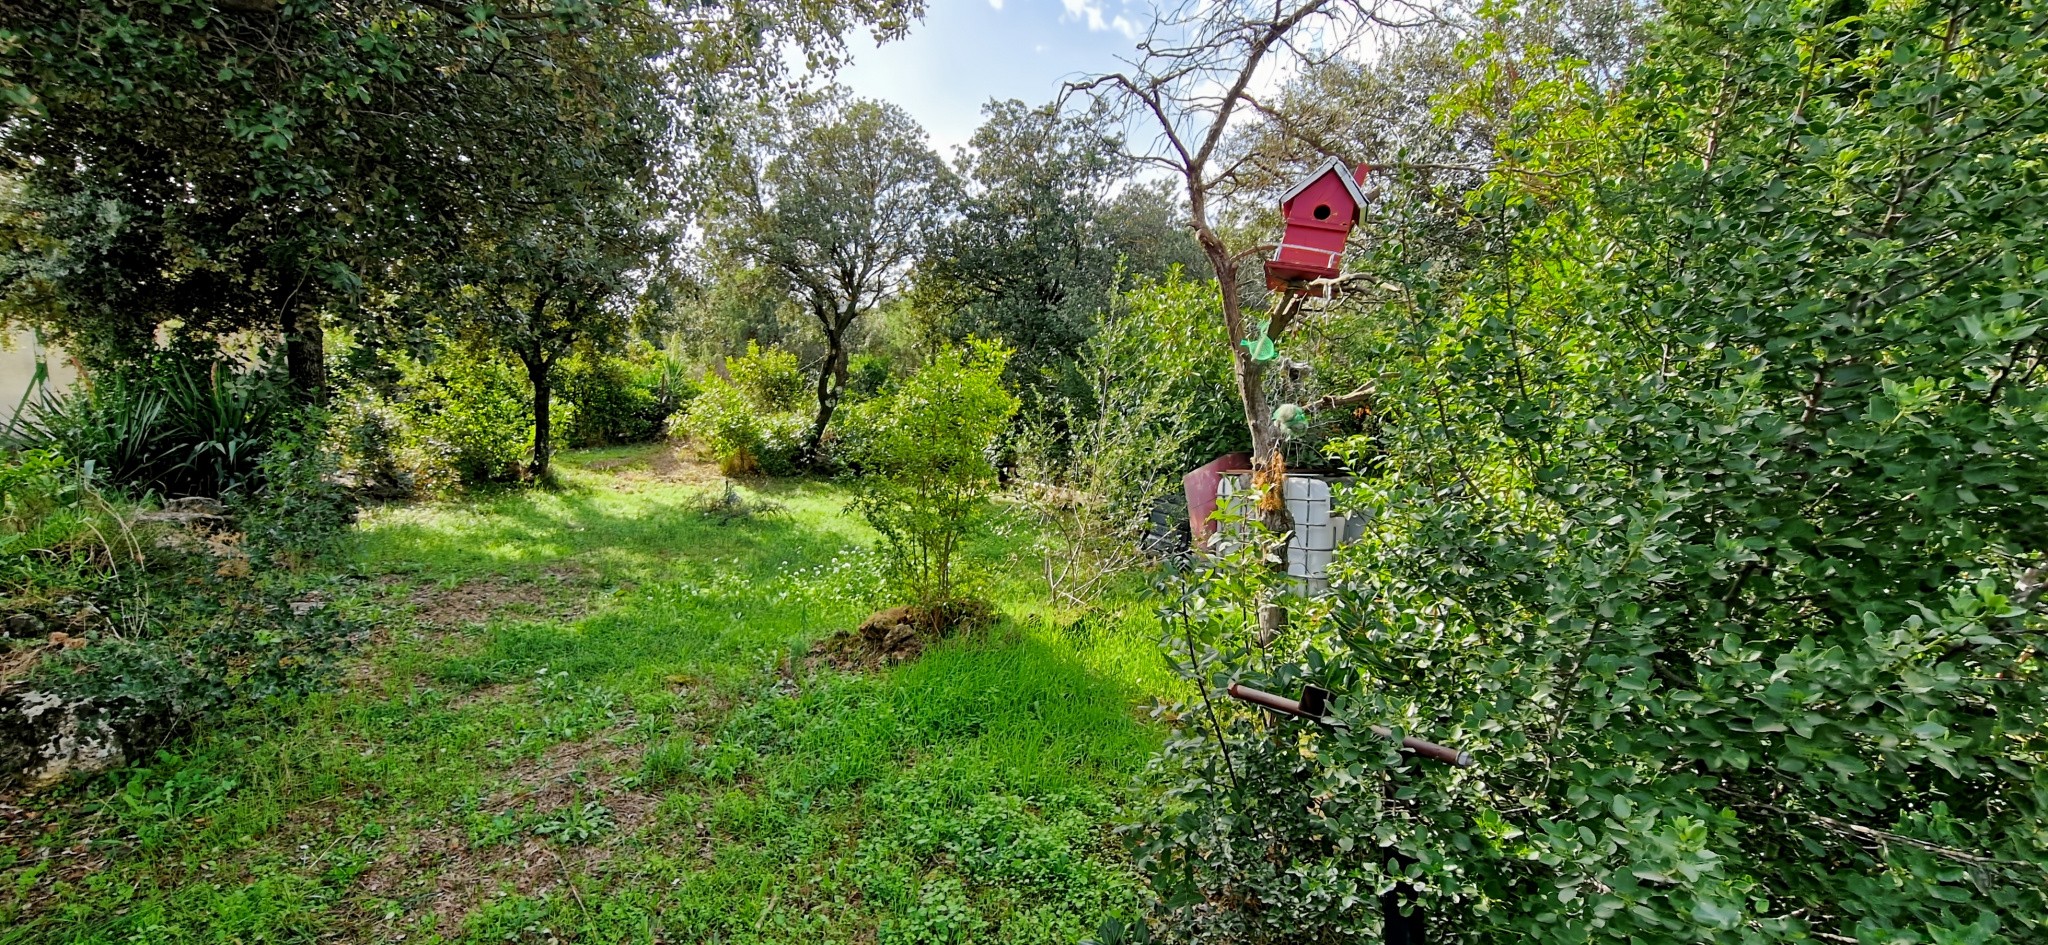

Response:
(1227, 682), (1308, 716)
(1225, 683), (1474, 768)
(1368, 725), (1472, 768)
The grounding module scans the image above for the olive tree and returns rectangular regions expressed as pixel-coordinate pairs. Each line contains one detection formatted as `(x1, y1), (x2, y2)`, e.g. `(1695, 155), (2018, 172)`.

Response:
(714, 94), (956, 464)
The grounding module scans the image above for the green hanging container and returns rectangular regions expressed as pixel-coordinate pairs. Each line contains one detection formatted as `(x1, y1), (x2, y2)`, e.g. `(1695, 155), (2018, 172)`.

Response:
(1240, 319), (1278, 362)
(1273, 403), (1309, 436)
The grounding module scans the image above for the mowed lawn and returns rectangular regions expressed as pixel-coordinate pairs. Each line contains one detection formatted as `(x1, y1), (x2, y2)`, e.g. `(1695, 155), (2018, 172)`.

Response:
(0, 445), (1171, 944)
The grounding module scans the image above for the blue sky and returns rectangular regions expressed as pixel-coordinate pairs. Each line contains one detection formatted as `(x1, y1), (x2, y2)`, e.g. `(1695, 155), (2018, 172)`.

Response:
(837, 0), (1153, 157)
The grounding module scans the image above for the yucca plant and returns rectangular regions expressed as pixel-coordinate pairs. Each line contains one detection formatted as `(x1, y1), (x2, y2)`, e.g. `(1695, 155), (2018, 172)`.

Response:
(6, 362), (294, 497)
(164, 364), (289, 496)
(7, 374), (180, 491)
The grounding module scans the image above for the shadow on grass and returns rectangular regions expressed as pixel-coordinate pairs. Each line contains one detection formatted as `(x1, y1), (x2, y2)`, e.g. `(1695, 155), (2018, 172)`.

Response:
(354, 473), (868, 586)
(731, 623), (1163, 799)
(0, 447), (1174, 945)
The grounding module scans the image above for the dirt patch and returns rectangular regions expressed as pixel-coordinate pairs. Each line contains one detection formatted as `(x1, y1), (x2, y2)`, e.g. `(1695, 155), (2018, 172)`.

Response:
(646, 446), (715, 482)
(542, 560), (599, 584)
(494, 730), (636, 802)
(0, 642), (50, 687)
(350, 825), (481, 934)
(405, 577), (590, 629)
(0, 795), (110, 916)
(348, 726), (662, 937)
(341, 614), (486, 692)
(806, 602), (994, 672)
(350, 831), (610, 938)
(348, 572), (596, 691)
(447, 680), (520, 710)
(588, 445), (724, 492)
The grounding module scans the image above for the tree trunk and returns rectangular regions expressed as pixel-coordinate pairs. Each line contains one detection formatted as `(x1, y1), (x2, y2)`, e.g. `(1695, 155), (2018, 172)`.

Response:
(281, 296), (326, 406)
(526, 353), (553, 479)
(803, 324), (847, 466)
(1196, 201), (1294, 646)
(1197, 224), (1294, 543)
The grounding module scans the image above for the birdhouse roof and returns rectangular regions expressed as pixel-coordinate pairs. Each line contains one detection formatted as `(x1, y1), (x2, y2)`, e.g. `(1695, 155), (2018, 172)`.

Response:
(1279, 156), (1369, 211)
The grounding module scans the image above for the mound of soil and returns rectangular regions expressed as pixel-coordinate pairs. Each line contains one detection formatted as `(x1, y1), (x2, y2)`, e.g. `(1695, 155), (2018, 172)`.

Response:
(808, 601), (994, 672)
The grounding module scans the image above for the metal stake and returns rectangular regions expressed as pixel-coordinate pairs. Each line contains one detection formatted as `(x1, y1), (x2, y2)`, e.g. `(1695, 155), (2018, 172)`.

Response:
(1222, 681), (1473, 944)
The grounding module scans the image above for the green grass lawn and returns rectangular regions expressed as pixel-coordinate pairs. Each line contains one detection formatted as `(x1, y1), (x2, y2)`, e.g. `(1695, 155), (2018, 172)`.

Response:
(0, 445), (1172, 944)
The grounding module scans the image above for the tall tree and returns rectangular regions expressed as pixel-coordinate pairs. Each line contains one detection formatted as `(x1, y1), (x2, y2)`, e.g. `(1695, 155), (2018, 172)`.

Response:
(1223, 0), (1650, 285)
(715, 95), (955, 462)
(923, 99), (1202, 413)
(448, 199), (657, 479)
(0, 0), (921, 401)
(425, 5), (672, 480)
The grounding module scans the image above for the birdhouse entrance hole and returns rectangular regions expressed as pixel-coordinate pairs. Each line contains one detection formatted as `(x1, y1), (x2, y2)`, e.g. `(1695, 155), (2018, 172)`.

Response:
(1263, 157), (1372, 291)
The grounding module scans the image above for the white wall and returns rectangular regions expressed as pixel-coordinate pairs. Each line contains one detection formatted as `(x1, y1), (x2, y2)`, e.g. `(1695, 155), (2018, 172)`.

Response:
(0, 327), (81, 428)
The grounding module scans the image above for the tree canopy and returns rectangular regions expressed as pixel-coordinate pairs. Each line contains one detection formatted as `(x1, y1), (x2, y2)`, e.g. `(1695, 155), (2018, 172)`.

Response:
(0, 0), (919, 401)
(922, 100), (1203, 413)
(710, 93), (955, 462)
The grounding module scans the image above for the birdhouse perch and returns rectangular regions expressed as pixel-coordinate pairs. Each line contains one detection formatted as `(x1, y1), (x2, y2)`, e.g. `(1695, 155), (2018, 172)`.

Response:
(1264, 157), (1369, 291)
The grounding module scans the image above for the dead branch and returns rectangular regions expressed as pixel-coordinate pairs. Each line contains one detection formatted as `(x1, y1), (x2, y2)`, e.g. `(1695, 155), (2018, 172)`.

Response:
(1718, 790), (2037, 872)
(1304, 384), (1376, 413)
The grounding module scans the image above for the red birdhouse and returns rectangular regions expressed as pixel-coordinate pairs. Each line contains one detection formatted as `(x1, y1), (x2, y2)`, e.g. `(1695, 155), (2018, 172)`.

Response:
(1264, 157), (1370, 291)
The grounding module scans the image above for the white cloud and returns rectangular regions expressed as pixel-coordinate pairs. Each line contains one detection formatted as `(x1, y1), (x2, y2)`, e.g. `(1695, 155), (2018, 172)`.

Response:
(988, 0), (1003, 9)
(1061, 0), (1140, 39)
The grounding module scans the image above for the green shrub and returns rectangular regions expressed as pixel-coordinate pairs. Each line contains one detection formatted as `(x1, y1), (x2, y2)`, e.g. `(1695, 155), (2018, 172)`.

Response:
(755, 411), (809, 476)
(825, 395), (886, 473)
(330, 392), (417, 497)
(680, 380), (765, 475)
(167, 364), (290, 495)
(33, 567), (360, 720)
(228, 430), (358, 569)
(1130, 2), (2048, 943)
(559, 345), (692, 448)
(559, 354), (657, 447)
(640, 344), (699, 430)
(1017, 270), (1246, 602)
(845, 353), (895, 401)
(848, 341), (1017, 609)
(1067, 269), (1241, 477)
(6, 363), (294, 498)
(1, 448), (85, 541)
(397, 348), (531, 487)
(726, 340), (808, 411)
(679, 342), (808, 476)
(6, 374), (173, 488)
(6, 443), (360, 726)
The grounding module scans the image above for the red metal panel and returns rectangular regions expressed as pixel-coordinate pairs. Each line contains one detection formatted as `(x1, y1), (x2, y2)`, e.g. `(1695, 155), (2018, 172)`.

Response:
(1183, 451), (1252, 543)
